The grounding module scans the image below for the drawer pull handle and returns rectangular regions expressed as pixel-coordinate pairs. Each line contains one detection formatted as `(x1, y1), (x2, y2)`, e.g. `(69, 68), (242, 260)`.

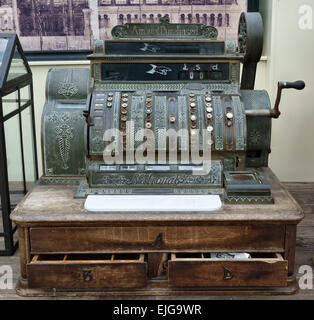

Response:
(83, 270), (93, 282)
(152, 233), (163, 247)
(223, 266), (234, 281)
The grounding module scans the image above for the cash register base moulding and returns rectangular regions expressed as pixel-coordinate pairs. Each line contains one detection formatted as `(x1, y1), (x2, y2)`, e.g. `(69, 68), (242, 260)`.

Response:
(11, 168), (304, 297)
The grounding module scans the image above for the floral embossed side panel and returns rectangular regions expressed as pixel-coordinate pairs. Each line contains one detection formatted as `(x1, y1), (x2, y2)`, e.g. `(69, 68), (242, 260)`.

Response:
(42, 68), (90, 177)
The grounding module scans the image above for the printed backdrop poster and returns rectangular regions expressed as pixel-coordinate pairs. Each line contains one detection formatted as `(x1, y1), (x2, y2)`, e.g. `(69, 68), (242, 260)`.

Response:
(0, 0), (247, 52)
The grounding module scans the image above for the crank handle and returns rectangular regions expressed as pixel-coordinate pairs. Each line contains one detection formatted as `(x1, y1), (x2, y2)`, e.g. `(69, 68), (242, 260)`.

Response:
(270, 80), (305, 119)
(83, 110), (94, 127)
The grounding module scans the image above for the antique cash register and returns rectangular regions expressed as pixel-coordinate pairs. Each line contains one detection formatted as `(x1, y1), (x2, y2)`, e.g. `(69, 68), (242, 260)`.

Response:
(12, 14), (305, 296)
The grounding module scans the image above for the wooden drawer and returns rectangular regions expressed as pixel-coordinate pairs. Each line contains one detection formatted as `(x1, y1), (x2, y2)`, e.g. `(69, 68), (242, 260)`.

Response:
(168, 253), (288, 288)
(27, 253), (147, 289)
(29, 225), (285, 253)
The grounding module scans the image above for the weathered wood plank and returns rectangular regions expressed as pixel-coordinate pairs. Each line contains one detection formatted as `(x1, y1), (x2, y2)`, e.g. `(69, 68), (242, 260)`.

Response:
(1, 181), (313, 299)
(10, 169), (304, 224)
(29, 225), (286, 253)
(27, 262), (147, 289)
(169, 258), (288, 287)
(284, 225), (297, 275)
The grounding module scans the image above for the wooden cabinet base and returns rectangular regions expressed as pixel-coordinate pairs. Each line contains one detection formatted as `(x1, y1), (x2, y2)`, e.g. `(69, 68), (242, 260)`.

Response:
(16, 277), (298, 297)
(11, 169), (304, 297)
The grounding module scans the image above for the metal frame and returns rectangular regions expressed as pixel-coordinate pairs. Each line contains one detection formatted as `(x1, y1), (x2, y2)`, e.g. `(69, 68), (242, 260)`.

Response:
(24, 0), (259, 61)
(248, 0), (259, 12)
(0, 34), (39, 256)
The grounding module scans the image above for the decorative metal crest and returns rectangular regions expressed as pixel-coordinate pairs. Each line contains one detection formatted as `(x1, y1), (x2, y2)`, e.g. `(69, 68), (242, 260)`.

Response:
(112, 16), (218, 40)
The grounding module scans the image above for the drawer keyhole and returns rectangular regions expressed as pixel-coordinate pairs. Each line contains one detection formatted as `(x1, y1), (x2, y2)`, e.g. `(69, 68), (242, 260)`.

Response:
(223, 266), (233, 280)
(83, 270), (93, 282)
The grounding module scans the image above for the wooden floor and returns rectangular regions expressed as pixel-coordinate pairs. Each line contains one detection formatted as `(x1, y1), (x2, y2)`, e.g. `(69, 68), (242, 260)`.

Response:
(1, 183), (313, 300)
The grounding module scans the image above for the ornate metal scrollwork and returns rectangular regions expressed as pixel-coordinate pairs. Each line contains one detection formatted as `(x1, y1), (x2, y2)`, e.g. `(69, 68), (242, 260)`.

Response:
(111, 25), (128, 39)
(57, 79), (79, 99)
(201, 25), (218, 40)
(47, 112), (84, 170)
(238, 12), (263, 62)
(111, 16), (218, 40)
(238, 14), (247, 55)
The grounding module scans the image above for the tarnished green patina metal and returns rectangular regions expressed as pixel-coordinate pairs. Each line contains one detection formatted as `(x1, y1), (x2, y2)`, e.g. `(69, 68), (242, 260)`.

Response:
(42, 68), (90, 177)
(111, 16), (218, 40)
(93, 39), (230, 57)
(223, 170), (273, 204)
(238, 12), (264, 90)
(241, 90), (272, 168)
(40, 15), (291, 204)
(74, 181), (224, 198)
(89, 91), (247, 156)
(88, 161), (222, 189)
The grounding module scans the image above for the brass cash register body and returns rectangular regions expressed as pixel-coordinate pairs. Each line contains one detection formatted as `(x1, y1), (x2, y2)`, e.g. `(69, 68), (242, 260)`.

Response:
(41, 15), (277, 203)
(11, 14), (305, 296)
